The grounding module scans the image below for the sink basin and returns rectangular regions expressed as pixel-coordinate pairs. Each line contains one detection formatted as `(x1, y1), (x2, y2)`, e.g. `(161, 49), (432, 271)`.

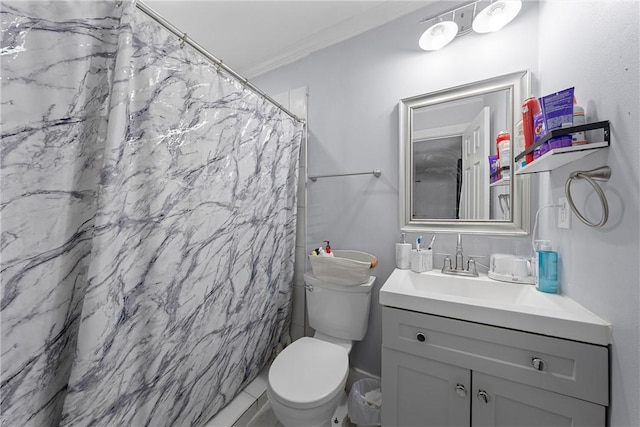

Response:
(405, 271), (533, 304)
(379, 269), (611, 345)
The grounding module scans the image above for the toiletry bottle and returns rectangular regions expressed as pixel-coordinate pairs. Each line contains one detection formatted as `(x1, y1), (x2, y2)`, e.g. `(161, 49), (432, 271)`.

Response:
(572, 97), (587, 145)
(537, 242), (559, 294)
(522, 97), (541, 164)
(496, 131), (511, 180)
(514, 119), (526, 170)
(533, 111), (547, 159)
(395, 233), (411, 269)
(533, 239), (548, 286)
(323, 241), (334, 257)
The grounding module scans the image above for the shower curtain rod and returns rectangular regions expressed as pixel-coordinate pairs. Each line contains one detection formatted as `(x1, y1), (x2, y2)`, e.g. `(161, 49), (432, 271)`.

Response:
(135, 1), (304, 123)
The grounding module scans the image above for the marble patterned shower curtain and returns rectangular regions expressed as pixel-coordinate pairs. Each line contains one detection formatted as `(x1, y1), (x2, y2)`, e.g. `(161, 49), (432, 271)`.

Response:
(1, 1), (303, 426)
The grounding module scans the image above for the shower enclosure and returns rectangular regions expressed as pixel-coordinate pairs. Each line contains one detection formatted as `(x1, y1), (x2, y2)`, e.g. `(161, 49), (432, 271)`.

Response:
(1, 1), (303, 425)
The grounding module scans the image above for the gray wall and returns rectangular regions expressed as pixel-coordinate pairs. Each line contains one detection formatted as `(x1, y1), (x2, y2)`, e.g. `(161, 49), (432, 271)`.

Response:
(254, 1), (639, 426)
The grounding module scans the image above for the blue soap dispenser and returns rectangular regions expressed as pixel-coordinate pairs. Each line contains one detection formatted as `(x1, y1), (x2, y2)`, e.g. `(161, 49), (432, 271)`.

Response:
(536, 242), (559, 294)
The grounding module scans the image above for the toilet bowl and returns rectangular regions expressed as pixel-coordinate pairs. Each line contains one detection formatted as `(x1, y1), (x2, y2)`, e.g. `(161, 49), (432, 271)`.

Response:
(267, 274), (376, 427)
(267, 337), (348, 427)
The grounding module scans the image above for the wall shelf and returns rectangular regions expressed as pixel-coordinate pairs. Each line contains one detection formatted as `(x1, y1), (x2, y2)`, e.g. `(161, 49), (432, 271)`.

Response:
(489, 166), (510, 186)
(515, 141), (609, 175)
(514, 121), (610, 175)
(490, 178), (510, 187)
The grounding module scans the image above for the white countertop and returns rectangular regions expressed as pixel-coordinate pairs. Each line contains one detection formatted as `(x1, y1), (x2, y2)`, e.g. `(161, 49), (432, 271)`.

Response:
(379, 268), (611, 345)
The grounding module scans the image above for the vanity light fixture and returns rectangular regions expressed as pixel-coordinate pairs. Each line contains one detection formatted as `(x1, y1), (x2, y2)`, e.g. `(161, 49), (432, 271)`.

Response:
(419, 18), (459, 51)
(418, 0), (522, 51)
(473, 0), (523, 33)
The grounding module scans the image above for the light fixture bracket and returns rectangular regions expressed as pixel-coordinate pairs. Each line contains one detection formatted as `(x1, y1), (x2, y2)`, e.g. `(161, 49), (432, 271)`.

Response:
(453, 3), (476, 37)
(418, 0), (522, 50)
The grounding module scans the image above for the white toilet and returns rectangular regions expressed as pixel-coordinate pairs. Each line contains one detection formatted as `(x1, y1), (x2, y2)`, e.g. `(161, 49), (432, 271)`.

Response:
(267, 272), (376, 427)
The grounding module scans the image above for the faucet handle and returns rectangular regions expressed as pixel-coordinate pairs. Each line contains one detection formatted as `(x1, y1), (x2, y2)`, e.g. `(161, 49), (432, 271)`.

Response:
(467, 259), (479, 277)
(437, 253), (452, 264)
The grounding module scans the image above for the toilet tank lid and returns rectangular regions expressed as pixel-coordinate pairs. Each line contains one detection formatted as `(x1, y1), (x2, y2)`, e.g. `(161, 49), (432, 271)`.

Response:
(304, 273), (376, 293)
(268, 337), (348, 409)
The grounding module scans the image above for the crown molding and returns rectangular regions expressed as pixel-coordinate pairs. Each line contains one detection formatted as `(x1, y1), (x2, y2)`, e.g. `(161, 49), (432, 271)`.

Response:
(241, 2), (428, 79)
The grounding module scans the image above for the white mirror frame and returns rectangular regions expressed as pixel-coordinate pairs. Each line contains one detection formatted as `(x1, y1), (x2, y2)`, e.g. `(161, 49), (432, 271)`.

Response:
(399, 70), (531, 235)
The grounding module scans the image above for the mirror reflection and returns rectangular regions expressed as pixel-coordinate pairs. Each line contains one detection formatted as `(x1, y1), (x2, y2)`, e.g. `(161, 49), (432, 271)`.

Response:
(411, 89), (510, 220)
(399, 70), (530, 234)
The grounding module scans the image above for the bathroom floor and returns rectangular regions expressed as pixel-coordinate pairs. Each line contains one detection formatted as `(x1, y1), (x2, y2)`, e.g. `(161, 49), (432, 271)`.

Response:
(244, 393), (353, 427)
(245, 402), (355, 427)
(245, 402), (282, 427)
(203, 365), (359, 427)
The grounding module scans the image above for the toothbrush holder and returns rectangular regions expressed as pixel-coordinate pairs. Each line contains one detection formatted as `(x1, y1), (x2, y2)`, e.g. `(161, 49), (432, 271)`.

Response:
(411, 249), (433, 273)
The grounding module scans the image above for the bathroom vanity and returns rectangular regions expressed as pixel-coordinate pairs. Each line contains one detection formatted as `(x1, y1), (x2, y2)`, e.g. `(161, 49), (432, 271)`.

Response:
(379, 269), (611, 427)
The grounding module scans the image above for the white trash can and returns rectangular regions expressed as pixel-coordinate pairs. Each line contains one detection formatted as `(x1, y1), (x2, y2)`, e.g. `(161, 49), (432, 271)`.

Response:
(347, 378), (382, 427)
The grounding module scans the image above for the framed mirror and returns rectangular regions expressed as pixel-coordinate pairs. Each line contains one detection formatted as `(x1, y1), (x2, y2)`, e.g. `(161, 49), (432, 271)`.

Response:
(399, 70), (531, 234)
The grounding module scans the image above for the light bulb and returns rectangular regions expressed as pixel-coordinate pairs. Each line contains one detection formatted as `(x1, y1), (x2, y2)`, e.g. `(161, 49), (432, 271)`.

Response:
(419, 20), (458, 51)
(430, 25), (448, 50)
(487, 3), (508, 30)
(472, 0), (522, 33)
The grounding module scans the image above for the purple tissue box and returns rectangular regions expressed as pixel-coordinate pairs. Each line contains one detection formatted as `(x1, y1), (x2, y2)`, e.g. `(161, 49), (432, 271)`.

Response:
(488, 154), (499, 183)
(538, 135), (572, 157)
(548, 135), (572, 150)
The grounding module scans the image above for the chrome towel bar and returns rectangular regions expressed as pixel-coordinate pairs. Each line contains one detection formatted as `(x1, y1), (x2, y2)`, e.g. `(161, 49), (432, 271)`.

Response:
(308, 170), (382, 182)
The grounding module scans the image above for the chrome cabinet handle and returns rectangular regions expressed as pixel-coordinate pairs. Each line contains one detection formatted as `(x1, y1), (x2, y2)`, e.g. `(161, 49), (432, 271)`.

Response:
(531, 357), (546, 371)
(416, 332), (426, 342)
(455, 384), (467, 397)
(477, 390), (490, 403)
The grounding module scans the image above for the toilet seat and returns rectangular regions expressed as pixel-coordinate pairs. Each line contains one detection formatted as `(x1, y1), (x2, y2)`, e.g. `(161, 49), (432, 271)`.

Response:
(268, 337), (348, 410)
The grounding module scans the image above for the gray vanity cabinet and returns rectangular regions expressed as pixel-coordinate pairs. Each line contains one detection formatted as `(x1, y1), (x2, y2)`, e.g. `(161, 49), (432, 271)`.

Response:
(381, 306), (609, 427)
(471, 373), (605, 426)
(382, 348), (470, 426)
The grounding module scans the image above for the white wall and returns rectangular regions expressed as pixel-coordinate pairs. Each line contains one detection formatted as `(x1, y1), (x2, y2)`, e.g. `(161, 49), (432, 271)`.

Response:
(254, 1), (639, 426)
(271, 87), (309, 343)
(535, 2), (640, 426)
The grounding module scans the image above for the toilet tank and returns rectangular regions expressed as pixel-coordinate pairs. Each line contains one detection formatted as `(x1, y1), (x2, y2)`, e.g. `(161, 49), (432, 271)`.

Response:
(303, 273), (375, 341)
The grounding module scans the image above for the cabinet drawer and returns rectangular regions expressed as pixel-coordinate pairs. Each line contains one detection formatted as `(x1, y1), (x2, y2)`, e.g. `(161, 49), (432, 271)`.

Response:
(382, 306), (609, 406)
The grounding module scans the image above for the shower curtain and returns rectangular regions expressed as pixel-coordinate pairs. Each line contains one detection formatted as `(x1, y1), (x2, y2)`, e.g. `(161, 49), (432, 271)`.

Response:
(0, 1), (303, 426)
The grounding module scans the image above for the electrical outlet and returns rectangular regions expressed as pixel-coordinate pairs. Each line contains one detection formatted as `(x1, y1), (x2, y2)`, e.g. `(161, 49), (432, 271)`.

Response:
(558, 197), (571, 229)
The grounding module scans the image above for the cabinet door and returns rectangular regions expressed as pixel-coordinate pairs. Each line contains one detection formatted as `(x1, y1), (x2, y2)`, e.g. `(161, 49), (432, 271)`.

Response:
(472, 372), (606, 427)
(382, 348), (471, 427)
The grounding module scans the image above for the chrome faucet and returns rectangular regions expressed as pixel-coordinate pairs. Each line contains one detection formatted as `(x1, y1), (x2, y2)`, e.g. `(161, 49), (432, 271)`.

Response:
(441, 234), (479, 277)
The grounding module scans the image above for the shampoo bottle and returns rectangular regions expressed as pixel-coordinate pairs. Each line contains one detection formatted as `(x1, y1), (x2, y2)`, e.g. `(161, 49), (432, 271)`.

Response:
(536, 242), (559, 294)
(395, 232), (411, 269)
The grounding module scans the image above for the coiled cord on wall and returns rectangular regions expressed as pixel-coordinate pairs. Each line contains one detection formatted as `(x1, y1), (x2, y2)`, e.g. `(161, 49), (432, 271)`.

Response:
(564, 166), (611, 228)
